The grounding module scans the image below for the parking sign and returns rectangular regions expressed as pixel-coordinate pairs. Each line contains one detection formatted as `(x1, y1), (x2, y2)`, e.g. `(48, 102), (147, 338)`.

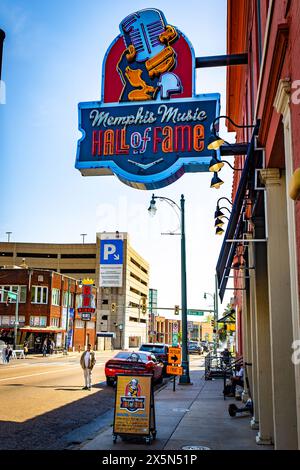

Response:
(100, 239), (123, 265)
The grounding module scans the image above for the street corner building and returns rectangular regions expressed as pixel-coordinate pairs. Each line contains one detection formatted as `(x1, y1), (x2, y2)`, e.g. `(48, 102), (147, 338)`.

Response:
(0, 268), (97, 353)
(0, 231), (150, 351)
(216, 0), (300, 450)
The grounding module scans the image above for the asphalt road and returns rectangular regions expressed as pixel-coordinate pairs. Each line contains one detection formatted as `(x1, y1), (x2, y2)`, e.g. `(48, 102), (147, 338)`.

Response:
(0, 351), (117, 450)
(0, 351), (203, 450)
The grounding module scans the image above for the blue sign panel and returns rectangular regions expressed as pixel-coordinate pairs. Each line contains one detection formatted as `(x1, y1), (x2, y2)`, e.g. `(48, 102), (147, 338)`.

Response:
(100, 239), (124, 265)
(76, 96), (220, 190)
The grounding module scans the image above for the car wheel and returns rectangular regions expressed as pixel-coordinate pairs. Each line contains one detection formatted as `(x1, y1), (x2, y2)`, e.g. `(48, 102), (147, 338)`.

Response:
(106, 377), (115, 387)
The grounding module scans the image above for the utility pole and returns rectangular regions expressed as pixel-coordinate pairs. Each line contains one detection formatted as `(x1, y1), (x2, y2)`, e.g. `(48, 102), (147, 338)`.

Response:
(0, 29), (5, 80)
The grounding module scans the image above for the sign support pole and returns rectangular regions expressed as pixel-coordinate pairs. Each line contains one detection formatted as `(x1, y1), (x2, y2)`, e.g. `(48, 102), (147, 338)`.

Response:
(179, 194), (191, 384)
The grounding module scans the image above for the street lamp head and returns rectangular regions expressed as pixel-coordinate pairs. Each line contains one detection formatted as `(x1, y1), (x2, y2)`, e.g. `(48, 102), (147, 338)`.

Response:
(148, 194), (157, 217)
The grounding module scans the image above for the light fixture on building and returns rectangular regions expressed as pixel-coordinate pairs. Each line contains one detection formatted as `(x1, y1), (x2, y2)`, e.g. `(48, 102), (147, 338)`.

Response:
(209, 155), (244, 173)
(216, 227), (224, 236)
(207, 115), (256, 151)
(207, 134), (225, 150)
(210, 172), (224, 189)
(214, 218), (225, 228)
(214, 206), (231, 219)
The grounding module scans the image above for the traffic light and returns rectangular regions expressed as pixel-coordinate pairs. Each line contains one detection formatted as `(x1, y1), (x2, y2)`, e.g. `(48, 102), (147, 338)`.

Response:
(141, 297), (147, 314)
(174, 305), (180, 315)
(211, 319), (215, 327)
(111, 303), (116, 313)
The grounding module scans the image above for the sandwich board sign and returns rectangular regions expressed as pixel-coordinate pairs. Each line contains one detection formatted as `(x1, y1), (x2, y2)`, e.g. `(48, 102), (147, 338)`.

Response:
(76, 8), (221, 190)
(113, 374), (156, 444)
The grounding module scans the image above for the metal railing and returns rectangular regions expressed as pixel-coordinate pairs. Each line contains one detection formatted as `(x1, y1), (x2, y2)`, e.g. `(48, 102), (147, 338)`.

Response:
(205, 352), (241, 381)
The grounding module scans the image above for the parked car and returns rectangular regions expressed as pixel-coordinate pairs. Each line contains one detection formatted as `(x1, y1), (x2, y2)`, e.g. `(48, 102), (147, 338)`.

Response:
(139, 343), (170, 374)
(105, 351), (164, 386)
(188, 341), (203, 355)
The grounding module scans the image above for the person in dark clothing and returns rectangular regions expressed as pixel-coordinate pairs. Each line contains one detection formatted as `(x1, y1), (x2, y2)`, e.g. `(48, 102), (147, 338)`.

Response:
(222, 348), (232, 366)
(6, 344), (13, 363)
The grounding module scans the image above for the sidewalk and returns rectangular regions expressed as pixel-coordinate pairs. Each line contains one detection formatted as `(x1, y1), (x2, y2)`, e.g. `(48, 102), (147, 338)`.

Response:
(80, 365), (274, 451)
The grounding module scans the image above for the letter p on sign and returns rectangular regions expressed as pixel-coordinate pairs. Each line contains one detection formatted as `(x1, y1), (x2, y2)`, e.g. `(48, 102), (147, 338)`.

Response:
(104, 244), (116, 260)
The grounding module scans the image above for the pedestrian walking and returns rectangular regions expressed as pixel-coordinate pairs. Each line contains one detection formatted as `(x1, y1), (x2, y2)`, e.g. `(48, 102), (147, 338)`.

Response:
(49, 339), (54, 355)
(6, 344), (13, 363)
(80, 344), (96, 391)
(23, 341), (29, 358)
(1, 345), (7, 364)
(42, 339), (47, 357)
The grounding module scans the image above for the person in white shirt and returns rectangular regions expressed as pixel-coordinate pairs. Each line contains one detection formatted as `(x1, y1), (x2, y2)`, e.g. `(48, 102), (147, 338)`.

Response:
(80, 344), (96, 391)
(228, 364), (244, 396)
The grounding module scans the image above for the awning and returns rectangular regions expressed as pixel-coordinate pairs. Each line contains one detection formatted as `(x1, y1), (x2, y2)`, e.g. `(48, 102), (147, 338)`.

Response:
(217, 311), (236, 323)
(216, 123), (262, 302)
(20, 327), (65, 334)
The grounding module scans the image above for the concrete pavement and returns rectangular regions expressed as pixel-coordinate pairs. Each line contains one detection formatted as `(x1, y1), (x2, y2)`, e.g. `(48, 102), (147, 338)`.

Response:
(80, 358), (274, 451)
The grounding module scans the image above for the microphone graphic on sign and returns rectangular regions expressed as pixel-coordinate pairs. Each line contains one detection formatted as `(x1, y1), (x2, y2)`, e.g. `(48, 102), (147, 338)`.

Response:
(118, 8), (182, 101)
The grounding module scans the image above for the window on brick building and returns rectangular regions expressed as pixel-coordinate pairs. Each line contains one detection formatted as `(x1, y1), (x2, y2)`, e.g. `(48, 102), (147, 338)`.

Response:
(0, 285), (27, 303)
(31, 286), (48, 304)
(51, 288), (60, 306)
(63, 291), (74, 307)
(30, 316), (47, 326)
(50, 317), (60, 327)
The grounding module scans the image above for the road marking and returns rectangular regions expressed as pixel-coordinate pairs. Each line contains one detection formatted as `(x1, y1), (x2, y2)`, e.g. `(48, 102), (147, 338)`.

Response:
(0, 366), (79, 382)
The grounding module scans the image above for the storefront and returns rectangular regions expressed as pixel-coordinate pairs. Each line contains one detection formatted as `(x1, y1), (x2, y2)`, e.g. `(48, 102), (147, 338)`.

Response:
(19, 327), (65, 353)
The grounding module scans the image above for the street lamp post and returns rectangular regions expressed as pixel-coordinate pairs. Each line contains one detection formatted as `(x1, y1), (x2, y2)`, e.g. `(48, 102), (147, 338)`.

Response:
(204, 275), (219, 355)
(148, 193), (191, 384)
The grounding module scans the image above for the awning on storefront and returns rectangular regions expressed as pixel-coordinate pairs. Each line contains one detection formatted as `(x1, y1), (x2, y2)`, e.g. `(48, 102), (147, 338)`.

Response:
(216, 123), (262, 302)
(20, 327), (65, 334)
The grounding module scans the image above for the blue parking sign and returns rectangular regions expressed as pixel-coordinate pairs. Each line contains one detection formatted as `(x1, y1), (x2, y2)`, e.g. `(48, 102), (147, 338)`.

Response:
(100, 239), (123, 265)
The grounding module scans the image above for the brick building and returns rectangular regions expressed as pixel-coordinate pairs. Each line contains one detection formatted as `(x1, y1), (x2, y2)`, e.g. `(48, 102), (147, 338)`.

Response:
(0, 268), (96, 352)
(0, 231), (150, 350)
(216, 0), (300, 449)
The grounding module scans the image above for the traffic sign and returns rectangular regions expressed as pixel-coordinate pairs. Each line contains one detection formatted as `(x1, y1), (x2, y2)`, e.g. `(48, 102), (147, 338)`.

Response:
(172, 323), (178, 334)
(172, 333), (178, 346)
(168, 347), (181, 365)
(187, 310), (205, 316)
(167, 365), (183, 375)
(7, 292), (18, 301)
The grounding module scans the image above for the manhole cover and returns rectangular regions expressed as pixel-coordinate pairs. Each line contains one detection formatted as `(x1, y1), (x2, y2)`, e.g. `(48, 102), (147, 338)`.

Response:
(182, 445), (210, 450)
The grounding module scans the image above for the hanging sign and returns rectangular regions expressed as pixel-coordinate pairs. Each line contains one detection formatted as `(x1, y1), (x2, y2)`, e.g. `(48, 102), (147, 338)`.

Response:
(79, 279), (95, 321)
(76, 8), (221, 190)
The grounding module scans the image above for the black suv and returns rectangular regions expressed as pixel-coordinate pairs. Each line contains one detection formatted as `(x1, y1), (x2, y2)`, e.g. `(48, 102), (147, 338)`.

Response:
(139, 343), (169, 374)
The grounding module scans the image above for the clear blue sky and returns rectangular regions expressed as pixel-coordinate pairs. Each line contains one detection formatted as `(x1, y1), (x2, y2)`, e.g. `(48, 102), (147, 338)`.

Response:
(0, 0), (235, 313)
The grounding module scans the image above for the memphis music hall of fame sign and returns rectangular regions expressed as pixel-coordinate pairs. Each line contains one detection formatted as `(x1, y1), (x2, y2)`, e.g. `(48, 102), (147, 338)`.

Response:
(76, 8), (221, 190)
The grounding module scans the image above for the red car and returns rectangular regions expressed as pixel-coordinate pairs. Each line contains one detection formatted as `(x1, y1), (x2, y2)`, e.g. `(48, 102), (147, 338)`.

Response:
(105, 351), (164, 386)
